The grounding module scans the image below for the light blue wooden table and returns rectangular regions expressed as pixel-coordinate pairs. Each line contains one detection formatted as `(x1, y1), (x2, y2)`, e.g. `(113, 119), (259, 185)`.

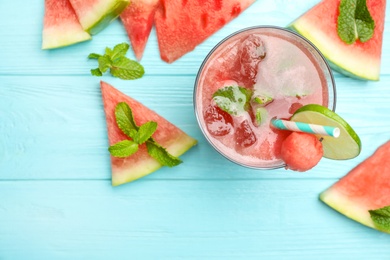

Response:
(1, 1), (390, 259)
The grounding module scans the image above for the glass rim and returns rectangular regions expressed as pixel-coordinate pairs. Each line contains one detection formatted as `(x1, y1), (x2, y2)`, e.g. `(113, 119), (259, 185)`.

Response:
(193, 25), (337, 170)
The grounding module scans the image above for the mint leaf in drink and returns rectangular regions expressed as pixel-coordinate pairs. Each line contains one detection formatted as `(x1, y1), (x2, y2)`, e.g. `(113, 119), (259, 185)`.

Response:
(110, 57), (145, 80)
(115, 102), (139, 138)
(255, 107), (267, 126)
(88, 43), (144, 80)
(108, 140), (139, 158)
(253, 95), (273, 106)
(337, 0), (375, 44)
(355, 0), (375, 42)
(146, 141), (182, 167)
(212, 86), (252, 116)
(134, 121), (157, 144)
(369, 205), (390, 232)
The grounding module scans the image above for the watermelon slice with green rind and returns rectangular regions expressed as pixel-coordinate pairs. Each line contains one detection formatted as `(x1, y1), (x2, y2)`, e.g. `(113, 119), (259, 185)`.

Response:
(69, 0), (130, 35)
(154, 0), (256, 63)
(288, 0), (386, 81)
(42, 0), (91, 49)
(101, 81), (197, 186)
(120, 0), (159, 60)
(320, 141), (390, 233)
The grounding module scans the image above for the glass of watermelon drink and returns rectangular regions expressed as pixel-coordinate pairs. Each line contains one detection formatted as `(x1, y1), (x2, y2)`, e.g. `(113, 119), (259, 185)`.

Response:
(194, 26), (336, 169)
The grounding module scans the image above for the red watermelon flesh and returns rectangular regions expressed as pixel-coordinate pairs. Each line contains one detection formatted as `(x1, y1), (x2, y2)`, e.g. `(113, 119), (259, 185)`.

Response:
(289, 0), (386, 81)
(101, 81), (197, 186)
(154, 0), (256, 63)
(120, 0), (160, 60)
(42, 0), (91, 49)
(320, 141), (390, 233)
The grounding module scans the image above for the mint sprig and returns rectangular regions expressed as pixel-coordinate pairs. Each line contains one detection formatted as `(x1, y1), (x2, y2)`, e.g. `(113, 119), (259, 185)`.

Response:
(369, 205), (390, 233)
(109, 102), (182, 167)
(337, 0), (375, 44)
(88, 43), (145, 80)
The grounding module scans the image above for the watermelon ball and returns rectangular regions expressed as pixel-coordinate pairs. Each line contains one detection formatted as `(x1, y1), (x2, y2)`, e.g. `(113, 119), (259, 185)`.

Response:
(280, 132), (323, 172)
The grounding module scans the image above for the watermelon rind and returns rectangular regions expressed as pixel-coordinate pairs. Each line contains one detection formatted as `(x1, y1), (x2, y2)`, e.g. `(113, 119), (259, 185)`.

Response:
(319, 141), (390, 234)
(320, 187), (378, 231)
(42, 25), (91, 49)
(42, 0), (92, 49)
(112, 134), (197, 186)
(70, 0), (130, 35)
(287, 0), (386, 81)
(288, 23), (380, 81)
(100, 81), (197, 186)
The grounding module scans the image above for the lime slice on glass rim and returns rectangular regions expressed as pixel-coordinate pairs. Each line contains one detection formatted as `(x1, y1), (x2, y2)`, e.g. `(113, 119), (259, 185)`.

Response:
(291, 104), (361, 160)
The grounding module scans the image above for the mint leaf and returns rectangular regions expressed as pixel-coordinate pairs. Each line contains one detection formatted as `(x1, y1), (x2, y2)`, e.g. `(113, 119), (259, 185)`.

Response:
(337, 0), (357, 44)
(115, 102), (139, 138)
(98, 56), (112, 73)
(105, 47), (114, 57)
(255, 107), (267, 126)
(134, 121), (157, 144)
(337, 0), (375, 44)
(110, 43), (130, 61)
(88, 43), (144, 80)
(146, 141), (182, 167)
(108, 140), (139, 158)
(253, 95), (273, 106)
(91, 68), (102, 76)
(88, 53), (102, 59)
(369, 205), (390, 232)
(109, 102), (185, 168)
(110, 57), (145, 80)
(212, 86), (252, 116)
(355, 0), (375, 42)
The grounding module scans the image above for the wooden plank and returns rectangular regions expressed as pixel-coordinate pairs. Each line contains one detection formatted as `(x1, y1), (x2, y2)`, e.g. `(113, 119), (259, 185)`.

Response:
(1, 75), (390, 180)
(0, 179), (389, 259)
(10, 1), (390, 77)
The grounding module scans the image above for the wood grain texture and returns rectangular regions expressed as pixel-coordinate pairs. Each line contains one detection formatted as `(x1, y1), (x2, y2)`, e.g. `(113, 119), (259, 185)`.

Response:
(1, 180), (390, 259)
(0, 0), (390, 259)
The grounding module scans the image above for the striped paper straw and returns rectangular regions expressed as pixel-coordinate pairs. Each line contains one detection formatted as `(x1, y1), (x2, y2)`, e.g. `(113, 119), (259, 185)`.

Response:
(271, 119), (340, 138)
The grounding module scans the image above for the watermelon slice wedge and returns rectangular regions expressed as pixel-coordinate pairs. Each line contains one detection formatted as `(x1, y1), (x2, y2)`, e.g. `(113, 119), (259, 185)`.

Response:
(69, 0), (130, 35)
(42, 0), (91, 49)
(320, 141), (390, 233)
(101, 81), (197, 186)
(120, 0), (160, 60)
(288, 0), (386, 81)
(154, 0), (256, 63)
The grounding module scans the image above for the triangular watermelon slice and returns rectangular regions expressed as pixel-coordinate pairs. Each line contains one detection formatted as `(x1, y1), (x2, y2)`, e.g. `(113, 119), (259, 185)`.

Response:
(69, 0), (130, 35)
(154, 0), (256, 63)
(289, 0), (386, 81)
(120, 0), (160, 60)
(101, 81), (197, 186)
(320, 141), (390, 233)
(42, 0), (91, 49)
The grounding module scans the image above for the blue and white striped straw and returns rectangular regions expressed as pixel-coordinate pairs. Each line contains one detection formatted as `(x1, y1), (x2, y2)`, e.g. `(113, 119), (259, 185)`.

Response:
(271, 119), (340, 138)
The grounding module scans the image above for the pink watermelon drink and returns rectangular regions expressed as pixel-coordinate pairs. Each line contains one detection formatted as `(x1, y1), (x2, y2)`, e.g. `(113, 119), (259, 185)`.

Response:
(194, 26), (336, 169)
